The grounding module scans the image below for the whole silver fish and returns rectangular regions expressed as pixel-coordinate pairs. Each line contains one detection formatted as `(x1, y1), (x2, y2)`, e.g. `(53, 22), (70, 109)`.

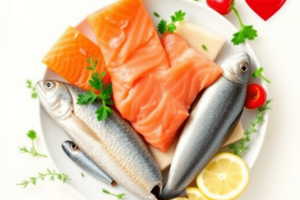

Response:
(36, 81), (163, 200)
(160, 51), (251, 199)
(62, 140), (116, 186)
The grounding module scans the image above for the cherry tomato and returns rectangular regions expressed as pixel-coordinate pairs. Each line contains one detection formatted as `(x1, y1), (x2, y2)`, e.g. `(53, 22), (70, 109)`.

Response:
(244, 84), (267, 109)
(206, 0), (234, 15)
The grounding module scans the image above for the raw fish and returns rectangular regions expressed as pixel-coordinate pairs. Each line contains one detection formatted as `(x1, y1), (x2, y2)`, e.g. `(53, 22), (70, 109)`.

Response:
(42, 26), (110, 91)
(62, 140), (115, 186)
(160, 52), (251, 199)
(36, 81), (163, 200)
(87, 0), (222, 151)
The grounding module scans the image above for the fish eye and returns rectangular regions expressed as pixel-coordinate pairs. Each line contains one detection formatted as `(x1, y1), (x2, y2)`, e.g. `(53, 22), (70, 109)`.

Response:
(71, 143), (78, 150)
(239, 63), (249, 73)
(44, 81), (55, 90)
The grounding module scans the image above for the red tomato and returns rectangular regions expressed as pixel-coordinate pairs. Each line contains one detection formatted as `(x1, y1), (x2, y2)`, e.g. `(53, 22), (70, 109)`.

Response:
(244, 84), (267, 109)
(206, 0), (234, 15)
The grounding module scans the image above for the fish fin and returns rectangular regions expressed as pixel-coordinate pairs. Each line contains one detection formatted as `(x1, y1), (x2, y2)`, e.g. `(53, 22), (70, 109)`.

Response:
(230, 106), (243, 129)
(223, 108), (243, 144)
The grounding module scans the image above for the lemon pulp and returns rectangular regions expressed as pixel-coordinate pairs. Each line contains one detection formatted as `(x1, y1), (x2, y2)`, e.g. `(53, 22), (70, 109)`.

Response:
(196, 153), (249, 200)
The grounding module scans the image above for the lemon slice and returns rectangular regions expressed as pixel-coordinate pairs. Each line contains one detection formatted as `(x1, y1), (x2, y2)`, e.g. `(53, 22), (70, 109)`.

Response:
(172, 187), (209, 200)
(196, 153), (249, 200)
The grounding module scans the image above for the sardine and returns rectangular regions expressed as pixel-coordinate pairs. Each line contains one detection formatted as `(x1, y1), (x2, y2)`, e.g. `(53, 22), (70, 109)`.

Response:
(36, 81), (163, 200)
(160, 51), (251, 199)
(62, 140), (116, 186)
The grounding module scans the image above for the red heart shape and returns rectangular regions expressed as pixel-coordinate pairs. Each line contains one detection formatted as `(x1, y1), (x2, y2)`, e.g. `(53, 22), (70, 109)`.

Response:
(246, 0), (286, 21)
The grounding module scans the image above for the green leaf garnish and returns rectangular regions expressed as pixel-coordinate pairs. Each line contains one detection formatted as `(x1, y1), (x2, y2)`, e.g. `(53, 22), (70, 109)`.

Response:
(81, 173), (84, 177)
(102, 189), (126, 200)
(26, 80), (38, 99)
(77, 90), (98, 105)
(96, 105), (113, 121)
(19, 130), (47, 158)
(228, 99), (272, 157)
(17, 169), (70, 188)
(153, 12), (160, 18)
(157, 10), (186, 34)
(252, 67), (271, 84)
(231, 3), (258, 45)
(77, 56), (114, 121)
(158, 19), (168, 34)
(201, 44), (207, 51)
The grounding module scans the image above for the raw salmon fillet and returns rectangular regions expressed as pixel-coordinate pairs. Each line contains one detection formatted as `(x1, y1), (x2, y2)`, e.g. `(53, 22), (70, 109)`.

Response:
(42, 26), (110, 91)
(88, 0), (222, 151)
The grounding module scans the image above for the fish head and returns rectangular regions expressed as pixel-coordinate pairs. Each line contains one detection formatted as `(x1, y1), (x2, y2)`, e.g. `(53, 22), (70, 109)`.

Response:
(221, 51), (251, 84)
(62, 140), (81, 158)
(36, 80), (73, 120)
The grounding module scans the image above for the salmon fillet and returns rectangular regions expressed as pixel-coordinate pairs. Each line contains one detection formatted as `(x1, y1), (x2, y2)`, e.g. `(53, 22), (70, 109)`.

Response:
(87, 0), (222, 151)
(42, 26), (110, 91)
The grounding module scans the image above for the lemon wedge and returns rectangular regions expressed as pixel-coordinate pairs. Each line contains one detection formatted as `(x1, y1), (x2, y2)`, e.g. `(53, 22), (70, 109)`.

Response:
(172, 187), (209, 200)
(196, 153), (249, 200)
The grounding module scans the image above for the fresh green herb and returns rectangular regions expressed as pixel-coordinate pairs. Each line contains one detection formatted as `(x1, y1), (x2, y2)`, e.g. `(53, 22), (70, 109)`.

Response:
(153, 12), (160, 18)
(17, 169), (70, 188)
(19, 130), (47, 158)
(252, 67), (271, 84)
(157, 10), (186, 34)
(201, 44), (207, 51)
(102, 189), (126, 200)
(77, 57), (114, 121)
(230, 3), (258, 45)
(228, 99), (272, 157)
(81, 173), (84, 177)
(26, 80), (37, 99)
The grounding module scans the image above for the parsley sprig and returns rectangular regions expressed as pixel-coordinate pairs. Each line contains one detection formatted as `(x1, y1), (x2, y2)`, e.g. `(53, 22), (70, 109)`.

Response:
(26, 80), (37, 99)
(252, 67), (271, 84)
(157, 10), (186, 34)
(19, 130), (47, 158)
(77, 57), (114, 121)
(229, 99), (272, 157)
(17, 169), (70, 188)
(231, 3), (258, 45)
(102, 189), (126, 200)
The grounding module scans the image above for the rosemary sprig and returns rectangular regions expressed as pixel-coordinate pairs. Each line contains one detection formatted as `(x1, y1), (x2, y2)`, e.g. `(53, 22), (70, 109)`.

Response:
(102, 189), (126, 200)
(17, 169), (71, 188)
(19, 130), (47, 158)
(228, 99), (272, 157)
(26, 80), (38, 99)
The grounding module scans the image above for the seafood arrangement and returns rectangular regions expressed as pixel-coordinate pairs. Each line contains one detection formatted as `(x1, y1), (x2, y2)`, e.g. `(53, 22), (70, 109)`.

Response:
(37, 0), (269, 199)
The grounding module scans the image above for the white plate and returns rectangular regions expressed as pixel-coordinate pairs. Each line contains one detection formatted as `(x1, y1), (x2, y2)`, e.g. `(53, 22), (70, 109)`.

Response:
(39, 0), (268, 199)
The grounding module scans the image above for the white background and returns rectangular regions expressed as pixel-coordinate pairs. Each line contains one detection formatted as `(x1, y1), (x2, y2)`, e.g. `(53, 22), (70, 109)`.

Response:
(1, 0), (299, 199)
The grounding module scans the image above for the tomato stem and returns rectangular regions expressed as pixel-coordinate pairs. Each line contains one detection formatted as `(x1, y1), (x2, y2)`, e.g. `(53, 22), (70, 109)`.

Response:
(231, 3), (244, 28)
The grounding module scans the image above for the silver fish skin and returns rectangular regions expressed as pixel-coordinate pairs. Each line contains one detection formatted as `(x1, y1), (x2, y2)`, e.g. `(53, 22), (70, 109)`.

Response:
(62, 140), (115, 186)
(36, 81), (163, 200)
(160, 51), (251, 199)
